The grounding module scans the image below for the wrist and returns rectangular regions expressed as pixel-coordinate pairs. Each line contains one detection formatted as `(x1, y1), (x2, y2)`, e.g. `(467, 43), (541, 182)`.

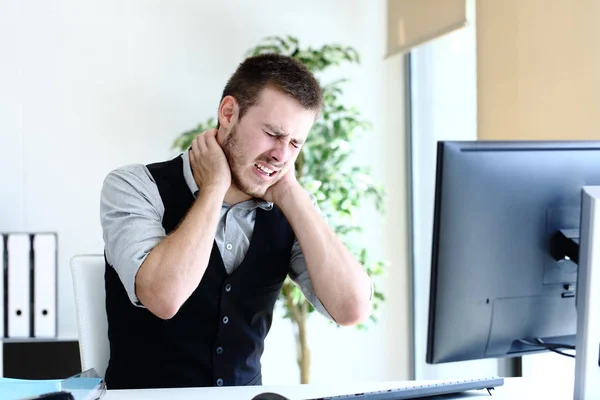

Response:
(201, 182), (228, 199)
(275, 183), (307, 209)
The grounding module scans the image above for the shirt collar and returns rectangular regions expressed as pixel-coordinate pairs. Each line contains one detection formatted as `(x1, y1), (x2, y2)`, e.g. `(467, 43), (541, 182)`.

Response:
(182, 147), (273, 211)
(182, 147), (199, 196)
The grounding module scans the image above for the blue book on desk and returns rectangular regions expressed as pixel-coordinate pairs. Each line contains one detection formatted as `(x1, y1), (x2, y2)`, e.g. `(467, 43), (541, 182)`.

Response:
(0, 369), (105, 400)
(0, 377), (61, 400)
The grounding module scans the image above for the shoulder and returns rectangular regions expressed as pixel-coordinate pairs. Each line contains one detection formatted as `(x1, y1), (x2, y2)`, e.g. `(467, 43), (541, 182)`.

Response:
(102, 164), (156, 192)
(104, 163), (155, 182)
(101, 164), (163, 208)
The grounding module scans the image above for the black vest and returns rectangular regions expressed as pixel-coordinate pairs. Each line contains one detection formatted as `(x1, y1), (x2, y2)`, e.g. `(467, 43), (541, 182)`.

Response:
(104, 155), (295, 389)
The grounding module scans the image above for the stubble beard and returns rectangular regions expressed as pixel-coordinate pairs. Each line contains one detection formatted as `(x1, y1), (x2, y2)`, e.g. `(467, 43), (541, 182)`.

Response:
(222, 126), (269, 199)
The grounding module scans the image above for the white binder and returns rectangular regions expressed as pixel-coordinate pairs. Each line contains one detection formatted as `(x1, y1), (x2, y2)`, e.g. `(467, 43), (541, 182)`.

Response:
(7, 233), (31, 338)
(33, 233), (57, 337)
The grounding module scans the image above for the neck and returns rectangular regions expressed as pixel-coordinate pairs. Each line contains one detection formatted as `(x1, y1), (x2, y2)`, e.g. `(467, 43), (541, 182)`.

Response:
(223, 185), (252, 205)
(190, 160), (252, 205)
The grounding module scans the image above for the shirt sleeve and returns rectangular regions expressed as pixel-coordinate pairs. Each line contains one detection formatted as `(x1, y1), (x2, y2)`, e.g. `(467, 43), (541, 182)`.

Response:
(288, 192), (374, 322)
(100, 164), (166, 307)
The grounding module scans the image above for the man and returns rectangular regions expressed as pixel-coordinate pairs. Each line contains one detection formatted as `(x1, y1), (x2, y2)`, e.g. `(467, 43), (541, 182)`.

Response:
(100, 53), (372, 390)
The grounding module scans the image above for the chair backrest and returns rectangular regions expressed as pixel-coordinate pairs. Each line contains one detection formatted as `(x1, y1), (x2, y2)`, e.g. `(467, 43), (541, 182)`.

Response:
(70, 254), (109, 378)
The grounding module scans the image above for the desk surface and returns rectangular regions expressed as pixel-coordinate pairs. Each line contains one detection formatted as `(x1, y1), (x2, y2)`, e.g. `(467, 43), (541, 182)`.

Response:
(104, 377), (573, 399)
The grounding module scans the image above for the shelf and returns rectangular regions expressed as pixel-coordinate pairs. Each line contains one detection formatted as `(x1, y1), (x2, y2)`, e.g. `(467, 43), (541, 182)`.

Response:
(1, 337), (78, 344)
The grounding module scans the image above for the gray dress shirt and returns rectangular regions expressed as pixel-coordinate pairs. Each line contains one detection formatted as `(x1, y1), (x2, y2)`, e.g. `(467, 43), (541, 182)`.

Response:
(100, 149), (333, 320)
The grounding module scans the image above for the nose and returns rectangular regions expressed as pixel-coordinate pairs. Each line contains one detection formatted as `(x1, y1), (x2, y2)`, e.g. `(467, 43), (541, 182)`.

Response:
(268, 141), (290, 165)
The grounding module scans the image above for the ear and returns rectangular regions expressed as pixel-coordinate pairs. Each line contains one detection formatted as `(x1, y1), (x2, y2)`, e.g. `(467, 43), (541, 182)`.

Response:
(218, 95), (238, 130)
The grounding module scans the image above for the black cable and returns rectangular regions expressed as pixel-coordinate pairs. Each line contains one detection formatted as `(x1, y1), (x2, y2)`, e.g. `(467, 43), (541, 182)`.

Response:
(547, 347), (576, 358)
(517, 338), (576, 359)
(536, 338), (576, 351)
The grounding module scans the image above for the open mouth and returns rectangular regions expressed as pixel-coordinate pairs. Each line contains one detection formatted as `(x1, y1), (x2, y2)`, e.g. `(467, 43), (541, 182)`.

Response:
(254, 162), (278, 177)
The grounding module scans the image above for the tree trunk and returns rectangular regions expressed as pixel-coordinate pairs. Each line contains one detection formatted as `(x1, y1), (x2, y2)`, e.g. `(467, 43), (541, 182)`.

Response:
(297, 301), (310, 384)
(283, 282), (311, 383)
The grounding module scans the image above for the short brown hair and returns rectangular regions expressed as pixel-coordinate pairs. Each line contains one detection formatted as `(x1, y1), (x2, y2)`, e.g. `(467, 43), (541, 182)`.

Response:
(220, 53), (323, 123)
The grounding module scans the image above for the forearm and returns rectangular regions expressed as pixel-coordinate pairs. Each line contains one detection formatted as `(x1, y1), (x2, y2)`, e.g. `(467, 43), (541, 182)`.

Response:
(278, 187), (372, 326)
(136, 186), (224, 319)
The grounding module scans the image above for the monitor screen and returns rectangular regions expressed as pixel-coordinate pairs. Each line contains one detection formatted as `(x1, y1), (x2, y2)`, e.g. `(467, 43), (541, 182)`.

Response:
(426, 140), (600, 364)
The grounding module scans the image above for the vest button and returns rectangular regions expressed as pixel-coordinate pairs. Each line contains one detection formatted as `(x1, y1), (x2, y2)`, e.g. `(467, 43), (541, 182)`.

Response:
(222, 316), (229, 324)
(216, 346), (224, 355)
(226, 243), (233, 251)
(216, 378), (224, 386)
(225, 284), (231, 292)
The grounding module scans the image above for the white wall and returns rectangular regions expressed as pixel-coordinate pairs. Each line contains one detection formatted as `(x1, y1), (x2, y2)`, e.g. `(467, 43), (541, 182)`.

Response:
(0, 0), (411, 383)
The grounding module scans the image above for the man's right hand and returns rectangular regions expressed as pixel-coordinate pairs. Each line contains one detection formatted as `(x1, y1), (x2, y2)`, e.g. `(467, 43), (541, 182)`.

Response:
(190, 129), (231, 196)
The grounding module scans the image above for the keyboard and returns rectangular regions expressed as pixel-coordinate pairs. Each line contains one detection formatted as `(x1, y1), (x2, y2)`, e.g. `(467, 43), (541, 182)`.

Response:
(304, 377), (504, 399)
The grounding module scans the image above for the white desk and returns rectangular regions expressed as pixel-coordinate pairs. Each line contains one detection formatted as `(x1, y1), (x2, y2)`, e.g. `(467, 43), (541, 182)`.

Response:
(104, 377), (573, 399)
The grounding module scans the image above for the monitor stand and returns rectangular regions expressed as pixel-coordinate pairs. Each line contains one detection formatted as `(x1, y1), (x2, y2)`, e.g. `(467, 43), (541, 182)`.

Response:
(574, 186), (600, 399)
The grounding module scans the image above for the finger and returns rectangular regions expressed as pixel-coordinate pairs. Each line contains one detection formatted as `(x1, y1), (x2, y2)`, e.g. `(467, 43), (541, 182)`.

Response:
(189, 137), (201, 159)
(205, 132), (224, 153)
(202, 132), (215, 153)
(192, 136), (207, 159)
(204, 128), (218, 138)
(203, 128), (219, 147)
(189, 144), (196, 165)
(190, 148), (198, 170)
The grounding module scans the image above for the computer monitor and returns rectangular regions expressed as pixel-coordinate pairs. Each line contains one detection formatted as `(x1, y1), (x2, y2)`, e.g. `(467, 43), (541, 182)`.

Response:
(426, 140), (600, 366)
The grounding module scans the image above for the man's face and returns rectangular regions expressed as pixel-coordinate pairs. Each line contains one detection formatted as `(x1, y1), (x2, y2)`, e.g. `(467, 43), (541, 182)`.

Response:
(221, 87), (315, 199)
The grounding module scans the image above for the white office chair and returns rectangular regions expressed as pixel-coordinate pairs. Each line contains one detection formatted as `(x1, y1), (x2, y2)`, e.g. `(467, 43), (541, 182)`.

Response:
(70, 254), (110, 378)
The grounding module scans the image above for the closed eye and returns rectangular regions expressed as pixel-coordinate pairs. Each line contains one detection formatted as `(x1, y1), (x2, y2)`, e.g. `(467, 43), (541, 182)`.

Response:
(264, 130), (302, 149)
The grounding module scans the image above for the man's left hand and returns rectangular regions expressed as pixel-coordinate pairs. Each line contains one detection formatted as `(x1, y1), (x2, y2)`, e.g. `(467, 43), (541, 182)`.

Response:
(263, 165), (301, 205)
